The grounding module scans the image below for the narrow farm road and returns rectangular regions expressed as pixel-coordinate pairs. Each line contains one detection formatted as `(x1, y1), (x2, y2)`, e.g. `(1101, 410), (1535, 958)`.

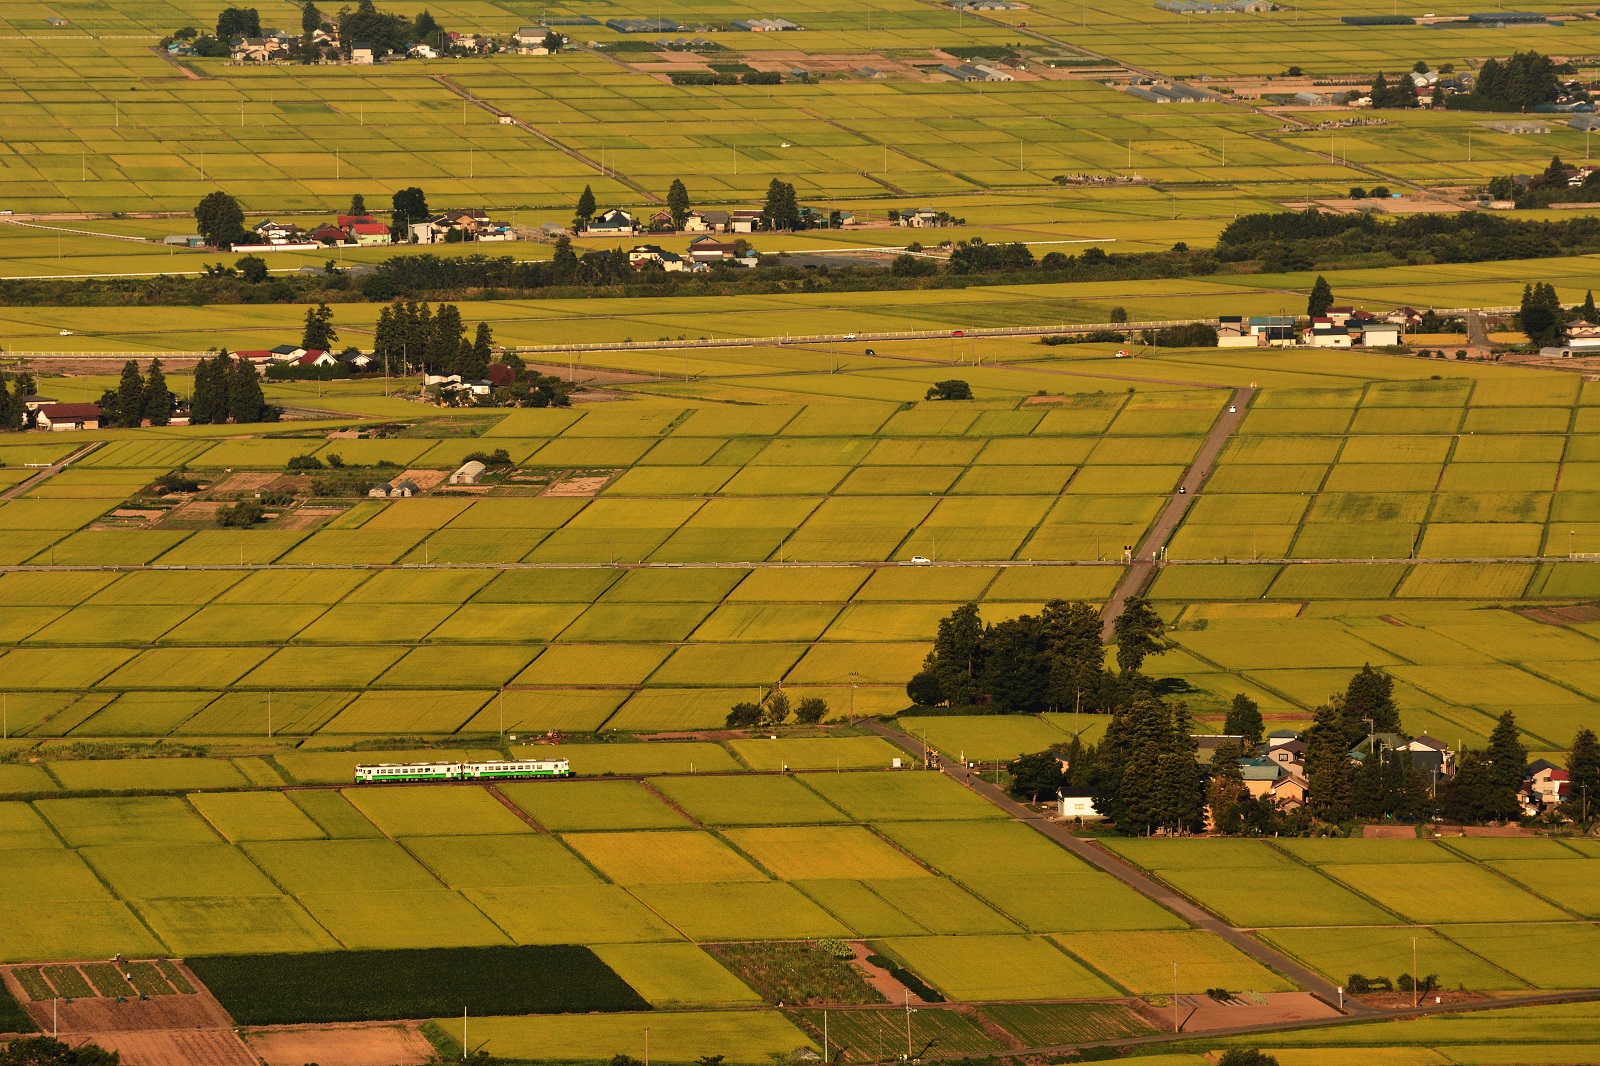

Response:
(861, 718), (1369, 1017)
(1100, 385), (1255, 638)
(0, 440), (102, 503)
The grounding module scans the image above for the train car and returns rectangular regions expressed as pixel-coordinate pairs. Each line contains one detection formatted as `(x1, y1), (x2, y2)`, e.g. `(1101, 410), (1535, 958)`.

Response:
(353, 762), (462, 783)
(460, 759), (570, 780)
(352, 759), (570, 783)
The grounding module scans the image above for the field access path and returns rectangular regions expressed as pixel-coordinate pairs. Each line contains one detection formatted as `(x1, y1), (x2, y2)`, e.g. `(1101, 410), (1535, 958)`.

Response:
(0, 440), (101, 503)
(1099, 385), (1255, 637)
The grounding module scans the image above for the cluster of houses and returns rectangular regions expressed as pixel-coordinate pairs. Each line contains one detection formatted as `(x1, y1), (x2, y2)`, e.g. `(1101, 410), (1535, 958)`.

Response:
(627, 236), (758, 271)
(225, 211), (516, 252)
(234, 344), (347, 368)
(1060, 729), (1458, 822)
(1219, 307), (1410, 348)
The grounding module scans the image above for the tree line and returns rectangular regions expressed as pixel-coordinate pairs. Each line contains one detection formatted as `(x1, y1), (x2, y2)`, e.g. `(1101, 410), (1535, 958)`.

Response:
(190, 351), (278, 424)
(904, 598), (1170, 716)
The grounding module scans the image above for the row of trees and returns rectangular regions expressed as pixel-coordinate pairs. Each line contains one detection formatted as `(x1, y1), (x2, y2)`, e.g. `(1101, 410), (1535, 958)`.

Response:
(190, 351), (278, 424)
(1450, 51), (1565, 112)
(905, 598), (1170, 715)
(725, 688), (830, 728)
(371, 299), (491, 378)
(97, 360), (176, 428)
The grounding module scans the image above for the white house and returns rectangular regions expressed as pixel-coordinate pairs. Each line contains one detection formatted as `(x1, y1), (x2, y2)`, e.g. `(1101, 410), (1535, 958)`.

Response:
(587, 208), (637, 235)
(1058, 792), (1104, 821)
(1306, 327), (1352, 348)
(1359, 324), (1401, 346)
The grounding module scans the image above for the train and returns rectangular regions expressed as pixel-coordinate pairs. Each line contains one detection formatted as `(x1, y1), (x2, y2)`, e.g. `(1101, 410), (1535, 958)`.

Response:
(353, 758), (570, 783)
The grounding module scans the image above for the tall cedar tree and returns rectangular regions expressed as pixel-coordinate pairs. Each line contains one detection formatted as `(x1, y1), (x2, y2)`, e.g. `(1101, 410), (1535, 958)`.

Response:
(1206, 742), (1248, 832)
(99, 360), (147, 429)
(1584, 290), (1599, 325)
(1112, 596), (1172, 674)
(666, 178), (691, 228)
(227, 355), (271, 424)
(428, 303), (466, 374)
(574, 185), (596, 231)
(190, 352), (229, 425)
(1567, 727), (1600, 820)
(1225, 693), (1264, 748)
(762, 178), (800, 231)
(1521, 281), (1562, 347)
(300, 302), (337, 350)
(922, 602), (985, 706)
(460, 321), (493, 380)
(348, 192), (366, 215)
(1486, 711), (1527, 796)
(1304, 697), (1356, 823)
(302, 2), (323, 33)
(1089, 694), (1204, 833)
(1344, 664), (1402, 736)
(143, 359), (175, 426)
(194, 191), (247, 249)
(1307, 275), (1334, 318)
(0, 375), (24, 431)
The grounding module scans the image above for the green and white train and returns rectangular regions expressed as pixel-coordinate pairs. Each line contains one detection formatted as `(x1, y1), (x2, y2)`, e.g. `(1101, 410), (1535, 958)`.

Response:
(353, 758), (570, 783)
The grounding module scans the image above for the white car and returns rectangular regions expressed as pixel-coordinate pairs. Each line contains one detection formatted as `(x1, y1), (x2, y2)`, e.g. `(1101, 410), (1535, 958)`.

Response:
(1228, 405), (1237, 413)
(1115, 349), (1130, 358)
(844, 332), (858, 340)
(908, 556), (932, 565)
(59, 329), (73, 336)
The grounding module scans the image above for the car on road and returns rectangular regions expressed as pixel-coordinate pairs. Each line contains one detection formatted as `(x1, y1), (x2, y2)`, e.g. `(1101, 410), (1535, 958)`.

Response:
(1116, 350), (1130, 358)
(908, 556), (932, 565)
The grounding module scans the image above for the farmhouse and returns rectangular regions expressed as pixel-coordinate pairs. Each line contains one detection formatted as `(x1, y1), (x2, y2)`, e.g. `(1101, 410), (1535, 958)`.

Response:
(689, 235), (739, 262)
(730, 209), (765, 233)
(588, 208), (639, 235)
(684, 210), (731, 233)
(350, 42), (375, 64)
(34, 403), (100, 431)
(347, 219), (392, 245)
(1058, 792), (1103, 820)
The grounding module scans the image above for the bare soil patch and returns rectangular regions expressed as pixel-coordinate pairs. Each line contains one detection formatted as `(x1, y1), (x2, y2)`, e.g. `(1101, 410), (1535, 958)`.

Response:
(1519, 604), (1600, 625)
(246, 1024), (435, 1066)
(545, 475), (611, 497)
(1361, 824), (1416, 839)
(83, 1029), (257, 1066)
(398, 468), (446, 491)
(214, 472), (278, 492)
(1174, 991), (1338, 1032)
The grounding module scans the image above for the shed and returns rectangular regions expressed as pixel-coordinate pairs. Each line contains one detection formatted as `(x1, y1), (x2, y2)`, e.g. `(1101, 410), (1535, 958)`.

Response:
(450, 460), (488, 485)
(1058, 792), (1104, 820)
(388, 481), (419, 498)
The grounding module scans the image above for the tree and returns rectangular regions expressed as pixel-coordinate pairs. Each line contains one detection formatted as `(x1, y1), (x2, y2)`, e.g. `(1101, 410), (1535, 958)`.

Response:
(227, 354), (271, 424)
(1224, 693), (1264, 748)
(348, 192), (366, 216)
(574, 185), (596, 231)
(0, 1037), (120, 1066)
(1344, 665), (1401, 736)
(906, 670), (944, 706)
(392, 186), (430, 233)
(1521, 281), (1562, 348)
(1109, 306), (1128, 323)
(1207, 742), (1248, 833)
(1487, 174), (1515, 200)
(194, 191), (247, 249)
(301, 1), (323, 33)
(215, 6), (261, 37)
(100, 359), (146, 429)
(190, 352), (229, 425)
(1583, 289), (1598, 325)
(923, 602), (985, 707)
(762, 178), (800, 231)
(301, 302), (337, 350)
(1307, 274), (1334, 318)
(459, 321), (493, 380)
(235, 255), (268, 283)
(794, 696), (828, 724)
(1090, 694), (1203, 833)
(761, 688), (790, 728)
(413, 9), (443, 44)
(1112, 596), (1172, 674)
(1566, 727), (1600, 821)
(1439, 749), (1516, 824)
(1008, 750), (1066, 801)
(143, 359), (174, 426)
(1304, 698), (1356, 823)
(666, 178), (690, 228)
(1487, 711), (1527, 798)
(428, 302), (466, 375)
(0, 375), (24, 432)
(925, 379), (972, 400)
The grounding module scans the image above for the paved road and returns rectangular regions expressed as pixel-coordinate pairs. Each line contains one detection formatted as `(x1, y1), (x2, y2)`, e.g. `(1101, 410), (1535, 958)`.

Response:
(0, 441), (102, 503)
(1100, 385), (1256, 638)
